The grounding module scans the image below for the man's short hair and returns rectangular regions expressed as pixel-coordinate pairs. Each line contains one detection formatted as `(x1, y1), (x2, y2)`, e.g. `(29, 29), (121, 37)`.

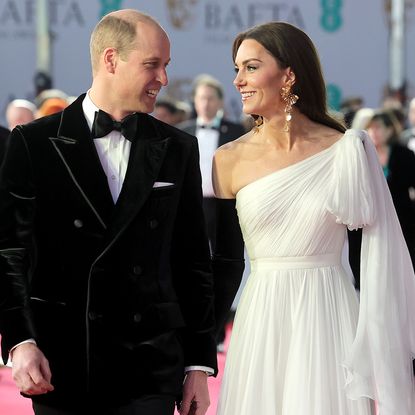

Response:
(192, 74), (224, 100)
(89, 10), (159, 75)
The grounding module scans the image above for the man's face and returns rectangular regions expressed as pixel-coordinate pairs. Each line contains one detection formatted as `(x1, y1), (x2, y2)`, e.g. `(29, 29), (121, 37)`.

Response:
(113, 22), (171, 115)
(194, 84), (222, 122)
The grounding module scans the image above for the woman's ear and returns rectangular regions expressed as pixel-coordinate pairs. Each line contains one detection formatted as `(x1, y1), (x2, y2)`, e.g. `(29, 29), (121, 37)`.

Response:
(283, 67), (296, 85)
(287, 69), (296, 84)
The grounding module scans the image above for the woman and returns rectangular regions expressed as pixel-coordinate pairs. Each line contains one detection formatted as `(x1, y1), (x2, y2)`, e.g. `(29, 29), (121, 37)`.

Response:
(366, 110), (415, 267)
(212, 22), (415, 415)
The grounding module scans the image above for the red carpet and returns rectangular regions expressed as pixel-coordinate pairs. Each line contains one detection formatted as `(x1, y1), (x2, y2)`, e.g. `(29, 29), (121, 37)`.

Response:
(0, 366), (33, 414)
(0, 326), (230, 415)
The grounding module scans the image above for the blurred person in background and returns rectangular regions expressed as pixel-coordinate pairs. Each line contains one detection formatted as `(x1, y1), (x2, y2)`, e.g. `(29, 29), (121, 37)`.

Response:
(240, 113), (255, 132)
(401, 97), (415, 152)
(153, 96), (181, 125)
(36, 97), (69, 118)
(177, 73), (245, 250)
(5, 99), (37, 130)
(177, 74), (245, 353)
(35, 88), (69, 108)
(340, 96), (363, 128)
(366, 109), (415, 267)
(175, 100), (192, 125)
(351, 107), (375, 131)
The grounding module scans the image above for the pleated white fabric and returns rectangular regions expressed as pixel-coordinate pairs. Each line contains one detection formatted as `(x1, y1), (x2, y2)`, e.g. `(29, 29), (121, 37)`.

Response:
(216, 129), (415, 415)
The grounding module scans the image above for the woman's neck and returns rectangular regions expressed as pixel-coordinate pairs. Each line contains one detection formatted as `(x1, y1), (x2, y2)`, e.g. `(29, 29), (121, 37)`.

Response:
(258, 110), (311, 151)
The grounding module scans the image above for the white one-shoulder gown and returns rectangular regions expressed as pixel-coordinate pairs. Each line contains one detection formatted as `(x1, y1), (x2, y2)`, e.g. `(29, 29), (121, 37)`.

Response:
(216, 130), (415, 415)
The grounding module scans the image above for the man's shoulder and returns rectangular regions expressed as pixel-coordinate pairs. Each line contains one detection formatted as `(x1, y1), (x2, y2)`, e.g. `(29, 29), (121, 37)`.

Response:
(15, 94), (84, 139)
(15, 112), (63, 138)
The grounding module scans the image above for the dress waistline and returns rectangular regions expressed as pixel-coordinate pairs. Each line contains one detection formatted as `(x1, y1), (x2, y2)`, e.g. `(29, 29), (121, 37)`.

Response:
(250, 253), (341, 271)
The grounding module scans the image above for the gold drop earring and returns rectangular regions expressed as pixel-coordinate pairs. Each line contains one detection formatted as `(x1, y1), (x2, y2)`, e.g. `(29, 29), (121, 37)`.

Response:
(280, 82), (299, 132)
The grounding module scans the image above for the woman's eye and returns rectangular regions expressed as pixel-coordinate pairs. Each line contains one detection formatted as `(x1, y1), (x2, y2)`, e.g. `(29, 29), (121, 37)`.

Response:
(247, 65), (256, 72)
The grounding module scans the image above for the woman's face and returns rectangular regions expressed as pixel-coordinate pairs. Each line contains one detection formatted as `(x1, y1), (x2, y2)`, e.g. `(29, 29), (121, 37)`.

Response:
(233, 39), (288, 119)
(367, 119), (393, 147)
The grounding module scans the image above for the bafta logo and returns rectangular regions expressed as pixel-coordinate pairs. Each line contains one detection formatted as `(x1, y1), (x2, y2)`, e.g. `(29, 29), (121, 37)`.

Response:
(166, 0), (198, 29)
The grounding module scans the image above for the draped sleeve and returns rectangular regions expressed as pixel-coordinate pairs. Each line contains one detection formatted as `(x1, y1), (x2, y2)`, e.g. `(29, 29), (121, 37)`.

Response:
(328, 129), (415, 414)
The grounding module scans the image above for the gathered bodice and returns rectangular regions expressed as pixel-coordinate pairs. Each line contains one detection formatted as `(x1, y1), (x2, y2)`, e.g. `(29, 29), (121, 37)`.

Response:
(236, 134), (346, 261)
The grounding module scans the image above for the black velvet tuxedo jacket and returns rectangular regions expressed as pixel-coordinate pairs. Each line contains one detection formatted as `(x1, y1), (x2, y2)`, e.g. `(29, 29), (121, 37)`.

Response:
(0, 94), (217, 407)
(0, 124), (10, 165)
(177, 117), (245, 148)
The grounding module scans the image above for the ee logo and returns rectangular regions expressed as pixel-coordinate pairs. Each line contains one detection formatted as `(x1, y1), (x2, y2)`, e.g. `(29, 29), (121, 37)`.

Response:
(320, 0), (343, 32)
(99, 0), (124, 17)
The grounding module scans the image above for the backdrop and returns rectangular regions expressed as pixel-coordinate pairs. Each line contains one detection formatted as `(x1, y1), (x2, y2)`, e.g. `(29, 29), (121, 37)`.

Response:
(1, 0), (414, 124)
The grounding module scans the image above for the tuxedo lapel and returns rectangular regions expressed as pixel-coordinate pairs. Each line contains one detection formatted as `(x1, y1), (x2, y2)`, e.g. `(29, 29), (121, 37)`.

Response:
(104, 113), (170, 245)
(48, 94), (114, 229)
(218, 120), (229, 147)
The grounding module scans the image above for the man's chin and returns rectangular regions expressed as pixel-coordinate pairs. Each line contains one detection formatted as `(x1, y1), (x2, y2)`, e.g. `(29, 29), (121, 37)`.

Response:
(133, 101), (155, 114)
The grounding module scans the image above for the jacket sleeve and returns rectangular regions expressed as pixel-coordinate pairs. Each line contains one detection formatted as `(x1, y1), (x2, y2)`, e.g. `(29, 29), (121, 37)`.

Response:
(212, 198), (245, 336)
(170, 139), (217, 374)
(0, 127), (37, 363)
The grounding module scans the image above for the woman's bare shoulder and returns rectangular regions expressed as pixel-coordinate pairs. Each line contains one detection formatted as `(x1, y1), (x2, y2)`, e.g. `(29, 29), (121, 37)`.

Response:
(215, 130), (253, 162)
(213, 131), (254, 198)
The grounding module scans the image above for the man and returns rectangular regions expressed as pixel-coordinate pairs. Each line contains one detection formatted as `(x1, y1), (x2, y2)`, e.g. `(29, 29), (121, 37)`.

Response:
(178, 74), (245, 250)
(0, 9), (216, 415)
(177, 74), (245, 352)
(5, 99), (37, 130)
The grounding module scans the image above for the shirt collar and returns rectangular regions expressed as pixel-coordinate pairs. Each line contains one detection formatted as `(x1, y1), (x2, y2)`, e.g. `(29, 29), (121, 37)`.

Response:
(82, 90), (100, 132)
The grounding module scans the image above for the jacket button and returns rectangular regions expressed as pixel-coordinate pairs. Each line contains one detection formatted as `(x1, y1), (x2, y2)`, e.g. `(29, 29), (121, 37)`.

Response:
(74, 219), (83, 228)
(133, 313), (142, 323)
(149, 219), (158, 229)
(133, 265), (142, 275)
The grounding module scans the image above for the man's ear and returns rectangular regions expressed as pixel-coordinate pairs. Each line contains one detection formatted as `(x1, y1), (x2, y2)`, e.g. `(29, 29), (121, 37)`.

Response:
(103, 47), (117, 74)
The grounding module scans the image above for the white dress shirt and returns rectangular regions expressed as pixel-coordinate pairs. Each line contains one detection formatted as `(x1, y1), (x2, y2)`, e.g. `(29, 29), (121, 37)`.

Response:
(195, 116), (220, 198)
(82, 92), (131, 203)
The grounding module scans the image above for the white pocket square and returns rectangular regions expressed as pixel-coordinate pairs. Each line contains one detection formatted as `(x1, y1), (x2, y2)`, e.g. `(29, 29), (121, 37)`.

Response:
(153, 181), (175, 188)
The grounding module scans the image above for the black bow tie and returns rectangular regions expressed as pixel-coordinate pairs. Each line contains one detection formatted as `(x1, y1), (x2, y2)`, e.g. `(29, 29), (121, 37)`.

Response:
(199, 124), (218, 131)
(92, 110), (138, 142)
